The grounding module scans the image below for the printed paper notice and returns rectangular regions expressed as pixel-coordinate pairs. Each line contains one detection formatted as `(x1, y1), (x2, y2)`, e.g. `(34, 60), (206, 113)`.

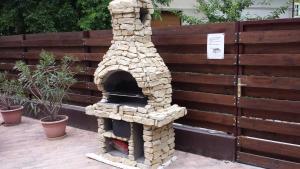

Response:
(207, 33), (225, 59)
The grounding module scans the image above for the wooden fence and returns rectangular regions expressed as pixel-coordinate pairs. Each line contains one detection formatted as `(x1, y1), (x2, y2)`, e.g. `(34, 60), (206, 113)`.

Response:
(0, 18), (299, 168)
(236, 19), (300, 169)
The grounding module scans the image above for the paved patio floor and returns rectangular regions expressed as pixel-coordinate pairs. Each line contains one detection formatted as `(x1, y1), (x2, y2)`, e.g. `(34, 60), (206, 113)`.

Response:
(0, 116), (260, 169)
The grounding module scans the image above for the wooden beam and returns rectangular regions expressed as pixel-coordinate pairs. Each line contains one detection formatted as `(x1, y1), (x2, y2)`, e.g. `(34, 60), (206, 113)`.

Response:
(238, 117), (300, 136)
(238, 136), (300, 159)
(237, 152), (300, 169)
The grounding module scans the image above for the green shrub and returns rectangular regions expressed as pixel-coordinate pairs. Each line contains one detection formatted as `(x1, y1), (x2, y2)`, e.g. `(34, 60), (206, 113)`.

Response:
(15, 51), (78, 121)
(0, 72), (25, 110)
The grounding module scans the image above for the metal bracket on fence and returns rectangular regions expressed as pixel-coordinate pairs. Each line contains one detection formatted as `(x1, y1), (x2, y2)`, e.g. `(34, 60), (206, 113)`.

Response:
(237, 78), (247, 98)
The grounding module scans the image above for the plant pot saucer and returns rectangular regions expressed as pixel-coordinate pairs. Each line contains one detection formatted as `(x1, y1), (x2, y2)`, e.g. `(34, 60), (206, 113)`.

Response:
(46, 133), (67, 141)
(3, 122), (20, 127)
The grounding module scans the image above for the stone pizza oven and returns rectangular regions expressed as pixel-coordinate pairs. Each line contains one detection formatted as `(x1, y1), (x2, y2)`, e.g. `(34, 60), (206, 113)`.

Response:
(85, 0), (187, 168)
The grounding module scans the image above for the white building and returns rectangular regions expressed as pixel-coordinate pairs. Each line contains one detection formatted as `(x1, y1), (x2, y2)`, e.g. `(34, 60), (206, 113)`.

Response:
(154, 0), (298, 27)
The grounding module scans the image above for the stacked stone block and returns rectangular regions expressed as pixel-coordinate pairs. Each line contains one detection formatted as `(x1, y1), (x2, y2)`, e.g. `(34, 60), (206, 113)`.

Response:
(93, 0), (172, 111)
(143, 123), (175, 168)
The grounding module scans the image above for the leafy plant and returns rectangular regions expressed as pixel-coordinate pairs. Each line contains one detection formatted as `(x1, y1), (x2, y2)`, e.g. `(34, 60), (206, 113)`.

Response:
(0, 72), (25, 110)
(0, 0), (173, 35)
(14, 51), (78, 121)
(177, 0), (292, 24)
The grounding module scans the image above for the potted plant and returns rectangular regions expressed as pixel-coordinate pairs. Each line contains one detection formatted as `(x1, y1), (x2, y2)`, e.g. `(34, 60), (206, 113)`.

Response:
(15, 51), (77, 139)
(0, 72), (25, 126)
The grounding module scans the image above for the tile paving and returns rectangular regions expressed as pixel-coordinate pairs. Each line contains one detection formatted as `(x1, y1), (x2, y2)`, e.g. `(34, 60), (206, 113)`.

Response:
(0, 116), (261, 169)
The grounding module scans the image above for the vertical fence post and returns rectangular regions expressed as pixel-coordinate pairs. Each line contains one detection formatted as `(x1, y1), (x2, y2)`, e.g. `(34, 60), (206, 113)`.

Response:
(83, 31), (92, 104)
(234, 21), (241, 161)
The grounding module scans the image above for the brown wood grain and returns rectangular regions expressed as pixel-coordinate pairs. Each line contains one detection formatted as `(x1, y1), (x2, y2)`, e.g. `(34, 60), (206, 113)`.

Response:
(237, 152), (300, 169)
(238, 136), (300, 159)
(0, 41), (23, 48)
(152, 34), (235, 45)
(65, 93), (101, 104)
(172, 72), (235, 86)
(23, 40), (84, 47)
(25, 31), (84, 40)
(162, 53), (237, 65)
(241, 75), (300, 90)
(0, 52), (23, 59)
(0, 63), (15, 70)
(173, 90), (236, 106)
(238, 117), (300, 136)
(153, 22), (235, 35)
(238, 97), (300, 114)
(185, 109), (235, 126)
(240, 30), (300, 44)
(239, 54), (300, 66)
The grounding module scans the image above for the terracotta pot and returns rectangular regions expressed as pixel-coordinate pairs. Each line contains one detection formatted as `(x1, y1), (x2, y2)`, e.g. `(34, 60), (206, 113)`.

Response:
(0, 106), (23, 126)
(40, 115), (68, 139)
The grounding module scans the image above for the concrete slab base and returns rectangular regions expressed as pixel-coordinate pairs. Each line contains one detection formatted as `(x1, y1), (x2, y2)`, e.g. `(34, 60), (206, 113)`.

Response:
(86, 153), (177, 169)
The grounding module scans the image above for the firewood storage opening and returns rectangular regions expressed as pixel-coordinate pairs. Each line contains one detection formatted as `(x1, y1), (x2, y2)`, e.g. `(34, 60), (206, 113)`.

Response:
(103, 71), (148, 107)
(102, 118), (145, 161)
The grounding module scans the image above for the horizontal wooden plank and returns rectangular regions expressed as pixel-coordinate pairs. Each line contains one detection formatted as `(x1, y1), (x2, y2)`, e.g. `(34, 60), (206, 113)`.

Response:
(25, 31), (84, 40)
(88, 30), (113, 38)
(72, 82), (235, 105)
(71, 82), (89, 90)
(83, 38), (112, 46)
(240, 30), (300, 44)
(172, 72), (235, 86)
(152, 34), (235, 45)
(0, 41), (22, 48)
(241, 75), (300, 90)
(185, 109), (235, 126)
(153, 22), (236, 35)
(24, 52), (85, 60)
(237, 152), (300, 169)
(65, 93), (101, 104)
(238, 117), (300, 136)
(0, 52), (23, 59)
(23, 52), (104, 61)
(175, 124), (236, 161)
(239, 54), (300, 66)
(72, 82), (98, 91)
(23, 40), (84, 47)
(0, 63), (15, 70)
(162, 53), (236, 65)
(238, 136), (300, 159)
(0, 35), (23, 41)
(85, 53), (104, 61)
(173, 90), (236, 106)
(240, 18), (300, 27)
(238, 97), (300, 114)
(84, 67), (96, 76)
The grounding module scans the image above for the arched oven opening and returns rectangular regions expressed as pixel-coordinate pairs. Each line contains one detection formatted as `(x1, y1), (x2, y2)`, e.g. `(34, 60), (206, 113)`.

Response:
(103, 71), (148, 107)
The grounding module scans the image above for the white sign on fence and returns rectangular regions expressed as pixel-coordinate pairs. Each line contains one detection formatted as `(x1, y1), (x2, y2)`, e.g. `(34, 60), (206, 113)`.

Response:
(207, 33), (225, 59)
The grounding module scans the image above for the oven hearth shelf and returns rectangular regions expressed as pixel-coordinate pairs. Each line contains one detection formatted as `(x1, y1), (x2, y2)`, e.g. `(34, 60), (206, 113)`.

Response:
(108, 150), (129, 158)
(103, 131), (129, 142)
(107, 92), (146, 99)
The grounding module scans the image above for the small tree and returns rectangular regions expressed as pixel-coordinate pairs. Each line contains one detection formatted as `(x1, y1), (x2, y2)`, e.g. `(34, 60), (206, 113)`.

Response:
(15, 51), (78, 121)
(0, 72), (25, 110)
(0, 0), (173, 35)
(177, 0), (292, 24)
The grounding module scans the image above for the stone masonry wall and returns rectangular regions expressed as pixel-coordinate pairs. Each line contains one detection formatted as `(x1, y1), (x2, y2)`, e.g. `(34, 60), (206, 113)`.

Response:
(93, 0), (173, 111)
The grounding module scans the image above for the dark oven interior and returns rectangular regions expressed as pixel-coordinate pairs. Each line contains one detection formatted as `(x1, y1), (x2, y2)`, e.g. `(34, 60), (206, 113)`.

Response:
(103, 71), (148, 106)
